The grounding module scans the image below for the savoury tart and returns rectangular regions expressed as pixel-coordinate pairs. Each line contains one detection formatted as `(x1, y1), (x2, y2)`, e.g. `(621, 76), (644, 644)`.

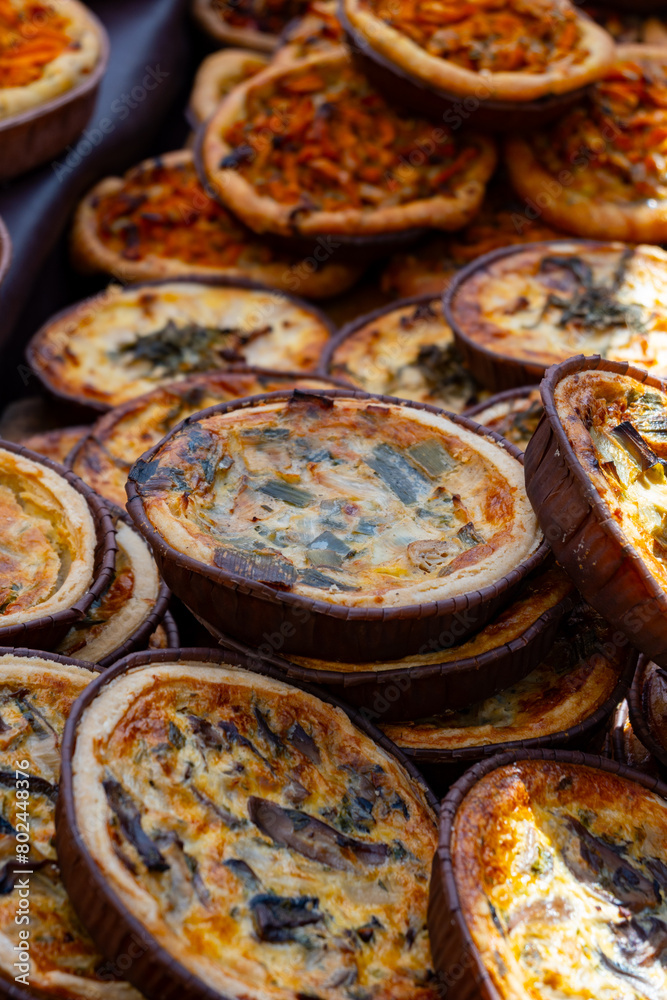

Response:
(57, 647), (439, 1000)
(0, 648), (141, 1000)
(68, 369), (346, 508)
(0, 214), (9, 289)
(447, 241), (667, 390)
(192, 0), (310, 51)
(0, 0), (108, 182)
(341, 0), (614, 127)
(27, 278), (335, 412)
(506, 45), (667, 243)
(71, 150), (362, 297)
(0, 440), (116, 651)
(275, 0), (343, 62)
(466, 388), (543, 453)
(321, 296), (486, 411)
(188, 48), (269, 127)
(383, 603), (635, 762)
(200, 49), (497, 240)
(56, 513), (169, 669)
(381, 186), (565, 298)
(127, 390), (545, 662)
(430, 751), (667, 1000)
(204, 564), (574, 721)
(525, 356), (667, 668)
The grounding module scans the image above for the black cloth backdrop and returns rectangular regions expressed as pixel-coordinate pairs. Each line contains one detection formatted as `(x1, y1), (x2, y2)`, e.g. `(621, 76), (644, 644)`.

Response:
(0, 0), (197, 406)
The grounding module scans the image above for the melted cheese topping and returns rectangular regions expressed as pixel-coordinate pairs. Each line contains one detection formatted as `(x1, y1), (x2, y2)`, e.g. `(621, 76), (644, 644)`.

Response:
(471, 390), (543, 452)
(0, 0), (101, 119)
(452, 243), (667, 373)
(70, 372), (342, 508)
(57, 521), (160, 664)
(73, 662), (438, 1000)
(383, 604), (626, 749)
(287, 565), (572, 673)
(0, 655), (138, 999)
(220, 58), (490, 210)
(131, 395), (542, 608)
(329, 299), (486, 410)
(533, 54), (667, 203)
(31, 281), (332, 408)
(454, 760), (667, 999)
(555, 370), (667, 592)
(582, 5), (667, 44)
(0, 447), (96, 628)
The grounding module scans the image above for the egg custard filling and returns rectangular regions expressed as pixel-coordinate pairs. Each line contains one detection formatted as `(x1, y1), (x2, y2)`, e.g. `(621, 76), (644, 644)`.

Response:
(30, 278), (332, 409)
(129, 394), (541, 608)
(70, 372), (342, 508)
(72, 661), (438, 1000)
(555, 371), (667, 591)
(0, 0), (101, 119)
(453, 760), (667, 999)
(0, 447), (96, 628)
(0, 654), (139, 999)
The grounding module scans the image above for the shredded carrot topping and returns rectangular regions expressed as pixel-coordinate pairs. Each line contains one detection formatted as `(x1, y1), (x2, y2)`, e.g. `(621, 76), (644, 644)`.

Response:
(221, 61), (484, 211)
(93, 158), (280, 267)
(210, 0), (310, 36)
(534, 57), (667, 199)
(0, 0), (74, 88)
(361, 0), (587, 73)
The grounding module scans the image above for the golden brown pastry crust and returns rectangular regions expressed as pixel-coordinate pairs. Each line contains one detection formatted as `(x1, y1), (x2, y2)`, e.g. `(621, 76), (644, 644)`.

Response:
(188, 48), (269, 125)
(344, 0), (614, 102)
(201, 49), (497, 238)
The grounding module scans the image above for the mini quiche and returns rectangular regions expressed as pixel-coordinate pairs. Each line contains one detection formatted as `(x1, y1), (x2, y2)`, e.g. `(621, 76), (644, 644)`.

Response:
(70, 150), (362, 297)
(466, 388), (543, 453)
(447, 242), (667, 390)
(506, 45), (667, 244)
(0, 650), (139, 999)
(68, 370), (345, 508)
(381, 187), (565, 298)
(200, 49), (497, 239)
(0, 0), (102, 120)
(27, 279), (335, 411)
(61, 654), (439, 1000)
(188, 48), (269, 126)
(383, 603), (634, 756)
(322, 296), (486, 410)
(583, 4), (667, 44)
(0, 443), (101, 641)
(192, 0), (311, 51)
(432, 756), (667, 1000)
(524, 357), (667, 668)
(127, 391), (543, 661)
(56, 516), (167, 669)
(22, 426), (90, 465)
(341, 0), (615, 104)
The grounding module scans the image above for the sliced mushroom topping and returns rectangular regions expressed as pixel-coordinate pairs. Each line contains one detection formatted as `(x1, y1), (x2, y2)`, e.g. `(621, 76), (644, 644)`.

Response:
(564, 818), (658, 911)
(103, 778), (169, 873)
(0, 770), (58, 803)
(250, 893), (323, 943)
(247, 797), (389, 871)
(288, 723), (321, 765)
